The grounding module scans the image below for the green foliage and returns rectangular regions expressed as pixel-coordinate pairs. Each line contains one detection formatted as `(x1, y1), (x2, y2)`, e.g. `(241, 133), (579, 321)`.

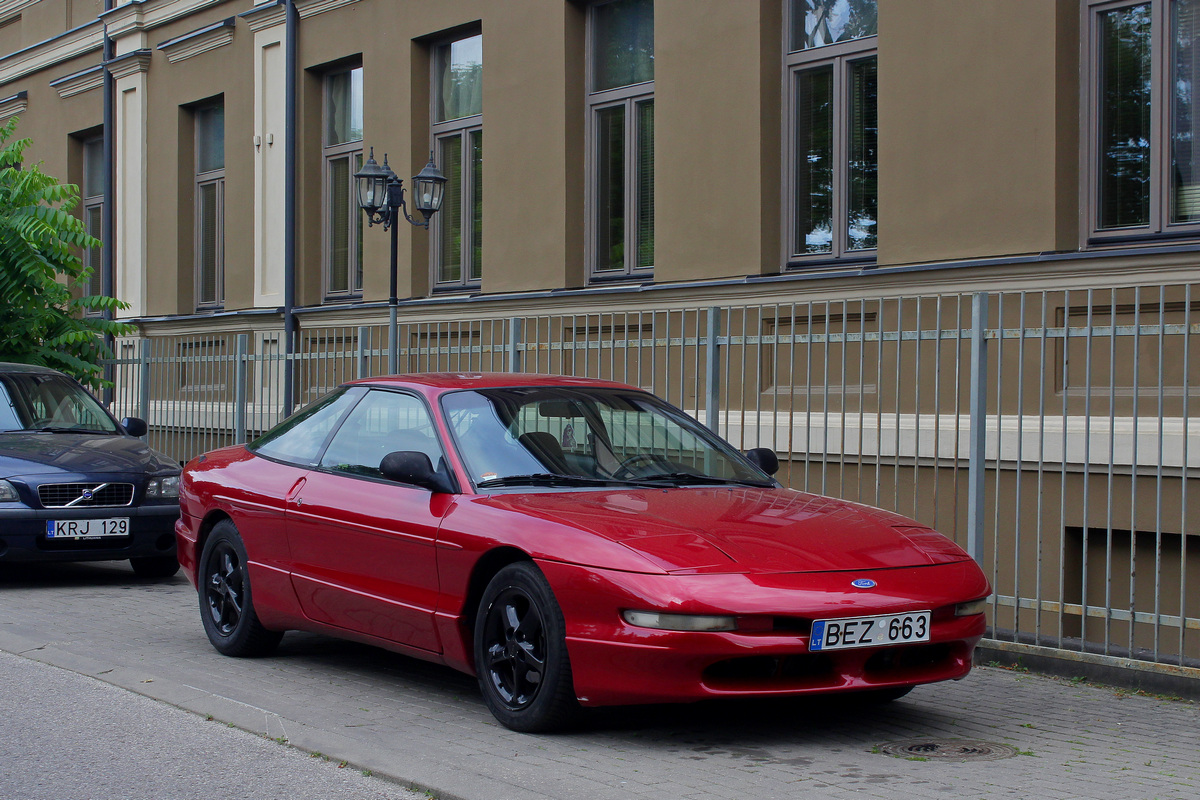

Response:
(0, 118), (132, 387)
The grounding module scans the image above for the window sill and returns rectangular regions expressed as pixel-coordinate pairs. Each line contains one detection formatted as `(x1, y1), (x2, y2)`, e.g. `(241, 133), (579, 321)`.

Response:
(1086, 230), (1200, 248)
(784, 256), (876, 271)
(587, 273), (654, 287)
(431, 286), (481, 297)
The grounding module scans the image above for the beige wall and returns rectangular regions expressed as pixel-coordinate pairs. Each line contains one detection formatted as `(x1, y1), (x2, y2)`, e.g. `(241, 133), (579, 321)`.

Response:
(8, 50), (103, 175)
(878, 0), (1078, 266)
(141, 4), (254, 315)
(656, 0), (781, 282)
(22, 0), (71, 47)
(476, 0), (586, 294)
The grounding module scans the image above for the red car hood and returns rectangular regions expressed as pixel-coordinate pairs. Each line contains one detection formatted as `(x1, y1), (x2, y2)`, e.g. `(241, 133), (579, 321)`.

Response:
(479, 486), (972, 574)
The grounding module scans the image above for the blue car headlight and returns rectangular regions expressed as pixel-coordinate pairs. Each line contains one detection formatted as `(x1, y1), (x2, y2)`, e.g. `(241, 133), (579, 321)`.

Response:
(146, 476), (180, 500)
(0, 480), (18, 502)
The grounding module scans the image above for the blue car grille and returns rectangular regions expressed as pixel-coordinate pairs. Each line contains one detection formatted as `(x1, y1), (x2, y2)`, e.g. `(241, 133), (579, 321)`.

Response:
(37, 482), (134, 508)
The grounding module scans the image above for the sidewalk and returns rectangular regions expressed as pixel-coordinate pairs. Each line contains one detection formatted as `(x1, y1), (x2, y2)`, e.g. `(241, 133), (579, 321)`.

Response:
(1, 560), (1196, 800)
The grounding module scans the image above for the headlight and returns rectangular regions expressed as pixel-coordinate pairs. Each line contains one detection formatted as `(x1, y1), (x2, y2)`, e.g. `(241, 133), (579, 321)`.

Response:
(0, 480), (18, 502)
(955, 598), (989, 616)
(146, 476), (180, 499)
(622, 610), (738, 632)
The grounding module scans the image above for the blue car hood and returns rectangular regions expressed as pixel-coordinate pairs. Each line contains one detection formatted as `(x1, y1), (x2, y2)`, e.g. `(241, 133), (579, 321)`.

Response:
(0, 433), (178, 478)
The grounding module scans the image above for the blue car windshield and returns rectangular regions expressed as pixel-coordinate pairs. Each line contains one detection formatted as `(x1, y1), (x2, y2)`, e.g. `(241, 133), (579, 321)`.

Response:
(0, 373), (120, 434)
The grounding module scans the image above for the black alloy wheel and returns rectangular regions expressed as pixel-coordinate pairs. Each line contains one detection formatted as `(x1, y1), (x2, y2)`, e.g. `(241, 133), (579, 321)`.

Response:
(206, 540), (243, 635)
(198, 520), (282, 657)
(474, 562), (577, 732)
(484, 588), (546, 708)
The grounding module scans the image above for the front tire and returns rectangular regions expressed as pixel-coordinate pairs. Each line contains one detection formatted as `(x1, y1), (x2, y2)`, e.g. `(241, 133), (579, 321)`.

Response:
(474, 562), (578, 732)
(198, 520), (282, 657)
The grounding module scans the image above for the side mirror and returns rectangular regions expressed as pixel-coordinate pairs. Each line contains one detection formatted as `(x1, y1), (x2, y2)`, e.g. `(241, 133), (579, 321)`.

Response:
(379, 451), (457, 494)
(745, 447), (779, 476)
(121, 417), (148, 437)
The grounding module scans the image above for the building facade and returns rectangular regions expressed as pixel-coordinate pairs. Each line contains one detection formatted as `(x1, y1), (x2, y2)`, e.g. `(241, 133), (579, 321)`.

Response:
(10, 0), (1193, 322)
(1, 0), (1198, 678)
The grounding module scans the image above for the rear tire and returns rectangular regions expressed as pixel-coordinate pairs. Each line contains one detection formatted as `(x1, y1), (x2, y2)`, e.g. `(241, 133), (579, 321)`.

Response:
(198, 520), (282, 657)
(474, 562), (578, 732)
(129, 555), (180, 579)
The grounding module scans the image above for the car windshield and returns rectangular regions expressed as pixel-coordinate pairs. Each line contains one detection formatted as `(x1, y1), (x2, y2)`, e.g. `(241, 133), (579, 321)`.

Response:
(0, 372), (120, 434)
(441, 386), (773, 489)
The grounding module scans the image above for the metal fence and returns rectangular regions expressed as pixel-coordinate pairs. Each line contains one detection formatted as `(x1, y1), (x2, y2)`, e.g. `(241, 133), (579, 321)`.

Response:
(104, 283), (1200, 676)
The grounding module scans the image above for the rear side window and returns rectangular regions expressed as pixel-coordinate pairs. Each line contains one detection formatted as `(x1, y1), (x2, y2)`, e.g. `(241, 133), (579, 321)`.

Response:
(250, 388), (361, 466)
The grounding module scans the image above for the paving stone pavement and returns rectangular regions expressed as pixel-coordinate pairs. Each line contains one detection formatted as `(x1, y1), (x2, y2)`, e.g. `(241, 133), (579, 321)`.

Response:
(1, 560), (1197, 800)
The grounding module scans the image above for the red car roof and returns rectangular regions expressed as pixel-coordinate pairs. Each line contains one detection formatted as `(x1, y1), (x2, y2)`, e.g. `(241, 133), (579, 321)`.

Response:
(343, 372), (640, 392)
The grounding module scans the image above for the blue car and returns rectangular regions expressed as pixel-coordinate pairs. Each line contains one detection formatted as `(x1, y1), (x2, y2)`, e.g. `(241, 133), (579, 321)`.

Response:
(0, 362), (180, 578)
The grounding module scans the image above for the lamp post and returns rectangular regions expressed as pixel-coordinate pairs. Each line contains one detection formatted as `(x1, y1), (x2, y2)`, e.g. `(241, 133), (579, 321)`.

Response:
(355, 149), (447, 374)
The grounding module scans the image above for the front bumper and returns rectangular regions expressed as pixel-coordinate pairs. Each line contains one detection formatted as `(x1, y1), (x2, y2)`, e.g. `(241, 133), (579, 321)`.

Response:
(539, 559), (990, 707)
(0, 504), (180, 563)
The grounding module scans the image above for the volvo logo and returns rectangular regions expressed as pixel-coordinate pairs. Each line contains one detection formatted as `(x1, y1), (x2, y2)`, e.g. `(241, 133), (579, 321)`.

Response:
(80, 489), (94, 500)
(851, 578), (877, 589)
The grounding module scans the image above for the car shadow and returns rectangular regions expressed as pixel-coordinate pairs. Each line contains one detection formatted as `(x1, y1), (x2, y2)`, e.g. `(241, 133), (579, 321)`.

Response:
(268, 632), (957, 745)
(0, 560), (186, 590)
(272, 632), (481, 696)
(0, 566), (968, 748)
(576, 692), (953, 748)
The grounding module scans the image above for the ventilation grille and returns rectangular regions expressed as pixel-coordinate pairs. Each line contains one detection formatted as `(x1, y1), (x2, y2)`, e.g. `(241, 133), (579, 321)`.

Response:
(38, 483), (134, 508)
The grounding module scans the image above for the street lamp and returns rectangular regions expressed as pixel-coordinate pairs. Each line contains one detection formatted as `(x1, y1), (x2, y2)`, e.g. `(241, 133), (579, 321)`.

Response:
(354, 149), (447, 373)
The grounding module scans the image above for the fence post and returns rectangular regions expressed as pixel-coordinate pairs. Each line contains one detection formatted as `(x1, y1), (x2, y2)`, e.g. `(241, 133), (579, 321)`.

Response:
(508, 317), (523, 373)
(704, 306), (722, 433)
(967, 292), (990, 564)
(234, 333), (249, 444)
(357, 326), (370, 379)
(388, 306), (399, 375)
(137, 338), (151, 441)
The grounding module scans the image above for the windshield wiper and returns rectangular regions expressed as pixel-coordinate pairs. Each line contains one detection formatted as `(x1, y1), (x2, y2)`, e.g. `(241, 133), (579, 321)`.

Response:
(478, 473), (646, 489)
(31, 426), (112, 434)
(631, 472), (775, 488)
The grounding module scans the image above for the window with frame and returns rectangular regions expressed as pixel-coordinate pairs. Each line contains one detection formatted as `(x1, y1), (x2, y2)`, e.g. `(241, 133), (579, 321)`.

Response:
(1085, 0), (1200, 241)
(587, 0), (654, 280)
(431, 33), (483, 290)
(325, 66), (364, 298)
(195, 102), (225, 310)
(319, 389), (444, 479)
(81, 136), (104, 306)
(784, 0), (877, 266)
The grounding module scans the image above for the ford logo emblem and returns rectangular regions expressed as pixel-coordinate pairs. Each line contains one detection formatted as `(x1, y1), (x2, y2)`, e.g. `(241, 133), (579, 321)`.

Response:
(851, 579), (876, 589)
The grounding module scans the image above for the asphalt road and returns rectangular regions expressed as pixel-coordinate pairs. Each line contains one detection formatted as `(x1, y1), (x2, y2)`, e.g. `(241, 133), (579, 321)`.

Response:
(0, 649), (422, 800)
(1, 559), (1198, 800)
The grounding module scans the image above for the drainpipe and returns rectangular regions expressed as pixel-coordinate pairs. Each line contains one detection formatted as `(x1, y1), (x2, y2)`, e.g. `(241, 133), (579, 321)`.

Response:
(102, 0), (115, 402)
(282, 0), (298, 416)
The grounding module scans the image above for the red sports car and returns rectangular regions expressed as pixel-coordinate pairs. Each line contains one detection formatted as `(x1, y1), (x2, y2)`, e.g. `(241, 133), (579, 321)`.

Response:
(177, 373), (990, 732)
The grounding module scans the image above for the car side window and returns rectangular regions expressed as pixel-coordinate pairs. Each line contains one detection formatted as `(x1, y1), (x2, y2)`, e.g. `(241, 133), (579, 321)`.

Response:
(319, 390), (443, 479)
(0, 383), (21, 431)
(251, 388), (360, 466)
